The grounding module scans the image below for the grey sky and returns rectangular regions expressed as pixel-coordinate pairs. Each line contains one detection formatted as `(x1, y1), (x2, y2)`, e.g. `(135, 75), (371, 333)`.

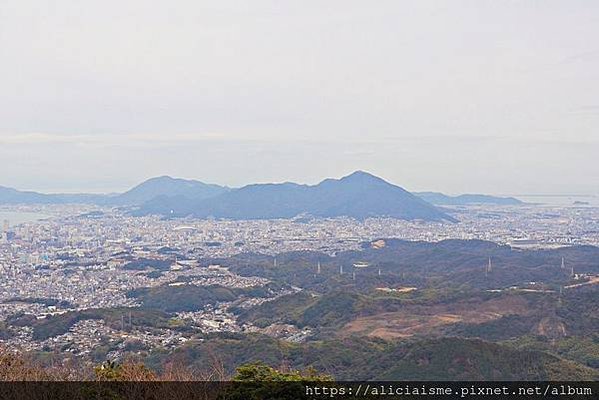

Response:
(1, 1), (598, 195)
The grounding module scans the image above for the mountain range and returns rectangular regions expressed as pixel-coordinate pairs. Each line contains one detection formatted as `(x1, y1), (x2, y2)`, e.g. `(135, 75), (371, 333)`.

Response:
(0, 176), (228, 207)
(136, 171), (456, 222)
(0, 172), (524, 221)
(0, 186), (105, 205)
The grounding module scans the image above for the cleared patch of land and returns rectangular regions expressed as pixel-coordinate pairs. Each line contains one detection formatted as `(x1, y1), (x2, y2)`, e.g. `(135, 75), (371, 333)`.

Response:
(565, 275), (599, 289)
(342, 295), (531, 340)
(375, 287), (417, 293)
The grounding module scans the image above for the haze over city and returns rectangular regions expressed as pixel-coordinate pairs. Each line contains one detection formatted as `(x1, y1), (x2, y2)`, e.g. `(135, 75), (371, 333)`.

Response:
(1, 1), (598, 195)
(1, 1), (599, 388)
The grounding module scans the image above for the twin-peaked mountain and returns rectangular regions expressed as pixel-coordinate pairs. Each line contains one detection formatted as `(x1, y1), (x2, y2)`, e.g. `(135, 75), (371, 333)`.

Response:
(1, 171), (525, 221)
(136, 171), (456, 221)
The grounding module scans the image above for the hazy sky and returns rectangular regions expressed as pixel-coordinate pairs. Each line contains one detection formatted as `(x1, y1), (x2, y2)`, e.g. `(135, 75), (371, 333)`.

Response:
(1, 1), (598, 195)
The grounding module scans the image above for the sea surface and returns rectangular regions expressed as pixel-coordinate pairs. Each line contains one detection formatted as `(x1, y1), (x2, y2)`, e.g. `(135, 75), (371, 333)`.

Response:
(513, 194), (599, 207)
(0, 211), (52, 228)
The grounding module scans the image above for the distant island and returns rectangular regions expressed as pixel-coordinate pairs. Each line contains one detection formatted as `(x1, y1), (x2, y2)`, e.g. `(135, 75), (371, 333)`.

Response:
(415, 192), (524, 206)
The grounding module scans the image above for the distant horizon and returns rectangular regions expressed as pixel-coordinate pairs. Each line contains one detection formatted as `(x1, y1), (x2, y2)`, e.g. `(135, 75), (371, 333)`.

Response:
(2, 171), (597, 198)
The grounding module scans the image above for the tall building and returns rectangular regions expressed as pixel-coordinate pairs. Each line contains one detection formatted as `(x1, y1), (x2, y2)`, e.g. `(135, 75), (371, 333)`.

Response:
(2, 219), (8, 232)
